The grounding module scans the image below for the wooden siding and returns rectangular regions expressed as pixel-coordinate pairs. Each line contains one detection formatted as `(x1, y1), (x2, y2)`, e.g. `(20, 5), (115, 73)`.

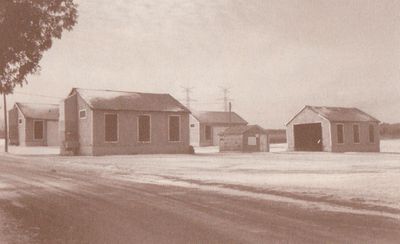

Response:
(24, 118), (47, 146)
(189, 115), (200, 146)
(219, 134), (243, 151)
(77, 94), (93, 155)
(88, 110), (190, 156)
(330, 122), (380, 152)
(219, 128), (269, 152)
(61, 93), (80, 154)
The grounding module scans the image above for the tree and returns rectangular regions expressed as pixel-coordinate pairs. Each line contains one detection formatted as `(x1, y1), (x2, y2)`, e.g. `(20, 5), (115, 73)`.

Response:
(0, 0), (78, 94)
(0, 0), (78, 152)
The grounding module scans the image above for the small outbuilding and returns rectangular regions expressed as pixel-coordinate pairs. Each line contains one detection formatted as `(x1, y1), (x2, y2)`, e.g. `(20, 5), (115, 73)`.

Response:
(286, 105), (380, 152)
(219, 125), (269, 152)
(8, 102), (60, 146)
(190, 111), (248, 147)
(60, 88), (191, 156)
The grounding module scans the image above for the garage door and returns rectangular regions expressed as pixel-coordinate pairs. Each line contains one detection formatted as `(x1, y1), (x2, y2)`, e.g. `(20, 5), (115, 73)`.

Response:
(47, 121), (59, 146)
(293, 123), (322, 151)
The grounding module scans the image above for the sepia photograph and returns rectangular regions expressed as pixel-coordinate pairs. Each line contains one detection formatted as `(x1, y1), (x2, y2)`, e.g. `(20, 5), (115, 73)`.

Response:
(0, 0), (399, 243)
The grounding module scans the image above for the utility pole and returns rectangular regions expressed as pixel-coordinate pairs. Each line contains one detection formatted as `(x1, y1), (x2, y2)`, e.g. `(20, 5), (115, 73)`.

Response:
(218, 87), (232, 112)
(3, 93), (7, 153)
(181, 86), (196, 110)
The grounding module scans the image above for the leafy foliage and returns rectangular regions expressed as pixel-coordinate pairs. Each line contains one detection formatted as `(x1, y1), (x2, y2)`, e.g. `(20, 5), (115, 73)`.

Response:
(0, 0), (78, 94)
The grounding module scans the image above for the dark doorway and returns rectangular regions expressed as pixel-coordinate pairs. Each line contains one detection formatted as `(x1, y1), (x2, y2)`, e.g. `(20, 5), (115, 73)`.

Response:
(294, 123), (323, 151)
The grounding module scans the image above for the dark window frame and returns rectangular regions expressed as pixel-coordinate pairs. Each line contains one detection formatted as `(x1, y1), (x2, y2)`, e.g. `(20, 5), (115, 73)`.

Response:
(104, 113), (118, 143)
(336, 124), (344, 144)
(353, 124), (360, 144)
(205, 125), (212, 140)
(33, 120), (44, 140)
(168, 115), (181, 142)
(137, 115), (151, 143)
(79, 109), (87, 119)
(368, 124), (375, 143)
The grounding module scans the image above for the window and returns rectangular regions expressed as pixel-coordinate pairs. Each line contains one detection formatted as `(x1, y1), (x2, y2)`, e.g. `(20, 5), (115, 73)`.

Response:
(33, 121), (44, 140)
(190, 124), (195, 128)
(369, 124), (375, 143)
(79, 109), (87, 119)
(337, 124), (344, 144)
(105, 114), (118, 142)
(18, 119), (22, 124)
(169, 116), (180, 142)
(205, 125), (211, 140)
(138, 115), (151, 142)
(353, 124), (360, 143)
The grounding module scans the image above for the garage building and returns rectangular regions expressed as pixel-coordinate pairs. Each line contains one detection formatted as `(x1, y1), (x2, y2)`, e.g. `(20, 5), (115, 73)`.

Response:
(286, 106), (380, 152)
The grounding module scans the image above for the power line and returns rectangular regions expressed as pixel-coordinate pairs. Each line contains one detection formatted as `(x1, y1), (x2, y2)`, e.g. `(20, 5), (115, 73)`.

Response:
(13, 91), (64, 99)
(177, 100), (221, 105)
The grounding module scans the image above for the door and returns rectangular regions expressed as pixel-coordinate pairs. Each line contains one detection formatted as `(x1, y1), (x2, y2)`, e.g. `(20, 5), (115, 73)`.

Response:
(47, 121), (59, 146)
(293, 123), (323, 151)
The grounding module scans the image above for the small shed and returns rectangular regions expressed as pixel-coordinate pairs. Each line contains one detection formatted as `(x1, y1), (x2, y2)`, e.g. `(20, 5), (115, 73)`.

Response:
(219, 125), (269, 152)
(286, 105), (380, 152)
(190, 111), (248, 147)
(8, 103), (60, 146)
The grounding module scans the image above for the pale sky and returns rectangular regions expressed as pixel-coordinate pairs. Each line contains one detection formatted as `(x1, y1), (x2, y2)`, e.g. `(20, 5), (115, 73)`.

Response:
(6, 0), (400, 128)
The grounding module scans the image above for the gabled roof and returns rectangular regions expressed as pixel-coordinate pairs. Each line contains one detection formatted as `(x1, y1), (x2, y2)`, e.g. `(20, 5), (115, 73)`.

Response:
(191, 111), (248, 124)
(286, 105), (380, 125)
(16, 103), (59, 120)
(220, 124), (266, 135)
(69, 88), (189, 113)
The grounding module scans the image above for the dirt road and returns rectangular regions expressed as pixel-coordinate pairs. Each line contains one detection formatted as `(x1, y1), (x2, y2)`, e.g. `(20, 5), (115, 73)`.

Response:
(0, 156), (399, 243)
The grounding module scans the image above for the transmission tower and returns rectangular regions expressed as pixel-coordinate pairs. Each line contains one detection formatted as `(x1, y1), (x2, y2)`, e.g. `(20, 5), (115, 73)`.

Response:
(180, 86), (196, 110)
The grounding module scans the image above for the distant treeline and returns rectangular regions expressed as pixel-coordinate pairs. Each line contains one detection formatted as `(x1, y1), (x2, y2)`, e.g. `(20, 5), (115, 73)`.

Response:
(266, 129), (287, 144)
(379, 123), (400, 139)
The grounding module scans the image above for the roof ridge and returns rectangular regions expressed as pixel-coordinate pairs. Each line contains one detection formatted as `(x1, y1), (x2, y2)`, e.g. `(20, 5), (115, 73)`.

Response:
(286, 105), (380, 125)
(193, 110), (240, 115)
(221, 124), (266, 135)
(16, 102), (59, 106)
(14, 102), (59, 120)
(191, 110), (248, 124)
(309, 105), (360, 110)
(71, 88), (189, 113)
(74, 87), (169, 96)
(195, 110), (236, 112)
(352, 107), (380, 122)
